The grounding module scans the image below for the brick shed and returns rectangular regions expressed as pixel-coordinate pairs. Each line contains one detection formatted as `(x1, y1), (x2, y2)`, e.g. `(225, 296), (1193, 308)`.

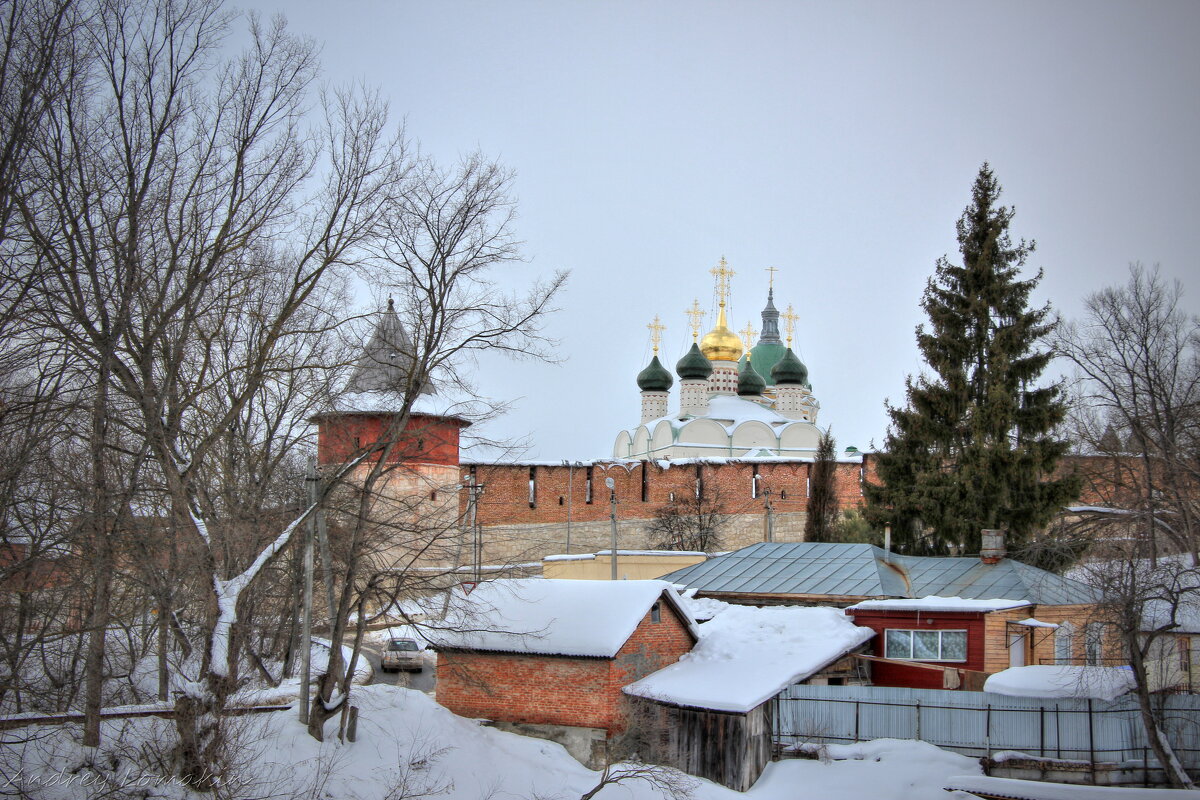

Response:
(431, 579), (698, 766)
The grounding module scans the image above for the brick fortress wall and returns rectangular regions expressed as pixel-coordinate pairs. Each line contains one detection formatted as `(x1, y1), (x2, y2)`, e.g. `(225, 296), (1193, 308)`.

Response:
(461, 458), (879, 564)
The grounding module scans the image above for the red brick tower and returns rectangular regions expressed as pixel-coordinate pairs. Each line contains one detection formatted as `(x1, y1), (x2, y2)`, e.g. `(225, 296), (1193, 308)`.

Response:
(313, 301), (470, 561)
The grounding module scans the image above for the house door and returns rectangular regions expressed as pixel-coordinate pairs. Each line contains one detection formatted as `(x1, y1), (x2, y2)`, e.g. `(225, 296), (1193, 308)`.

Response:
(1009, 631), (1027, 668)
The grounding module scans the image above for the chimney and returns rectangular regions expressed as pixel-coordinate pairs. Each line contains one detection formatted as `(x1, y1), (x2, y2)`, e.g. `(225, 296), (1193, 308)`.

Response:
(980, 529), (1006, 564)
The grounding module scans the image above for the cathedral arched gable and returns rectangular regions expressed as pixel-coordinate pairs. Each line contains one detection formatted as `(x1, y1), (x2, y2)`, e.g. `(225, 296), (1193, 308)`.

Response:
(730, 419), (778, 451)
(651, 420), (676, 452)
(632, 426), (652, 456)
(676, 418), (729, 449)
(779, 422), (820, 451)
(613, 430), (633, 459)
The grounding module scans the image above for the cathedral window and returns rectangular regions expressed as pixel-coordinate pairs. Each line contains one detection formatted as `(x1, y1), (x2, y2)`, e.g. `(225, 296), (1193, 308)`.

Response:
(695, 465), (704, 498)
(751, 472), (760, 499)
(585, 465), (594, 504)
(641, 463), (649, 502)
(528, 466), (537, 508)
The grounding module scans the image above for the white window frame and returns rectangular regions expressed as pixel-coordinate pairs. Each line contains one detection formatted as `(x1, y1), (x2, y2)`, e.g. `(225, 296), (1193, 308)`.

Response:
(1085, 622), (1104, 666)
(1055, 622), (1075, 665)
(883, 628), (968, 662)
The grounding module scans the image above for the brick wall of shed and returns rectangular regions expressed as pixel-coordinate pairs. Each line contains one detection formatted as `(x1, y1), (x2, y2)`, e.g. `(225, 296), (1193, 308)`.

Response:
(435, 603), (695, 733)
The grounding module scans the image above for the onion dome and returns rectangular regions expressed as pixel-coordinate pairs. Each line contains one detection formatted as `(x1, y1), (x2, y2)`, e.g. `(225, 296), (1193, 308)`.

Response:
(636, 355), (674, 392)
(675, 342), (713, 380)
(771, 347), (809, 386)
(737, 355), (766, 397)
(699, 304), (744, 363)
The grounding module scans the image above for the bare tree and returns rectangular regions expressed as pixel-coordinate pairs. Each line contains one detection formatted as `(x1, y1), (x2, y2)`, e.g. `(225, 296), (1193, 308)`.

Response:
(304, 152), (565, 741)
(1054, 264), (1200, 561)
(647, 488), (727, 552)
(1072, 535), (1199, 788)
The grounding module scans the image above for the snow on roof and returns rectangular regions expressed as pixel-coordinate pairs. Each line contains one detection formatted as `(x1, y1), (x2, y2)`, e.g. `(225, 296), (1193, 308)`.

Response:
(847, 596), (1032, 613)
(426, 579), (698, 658)
(983, 665), (1136, 701)
(1013, 617), (1060, 629)
(942, 774), (1200, 800)
(678, 588), (731, 621)
(1065, 505), (1138, 515)
(623, 605), (874, 713)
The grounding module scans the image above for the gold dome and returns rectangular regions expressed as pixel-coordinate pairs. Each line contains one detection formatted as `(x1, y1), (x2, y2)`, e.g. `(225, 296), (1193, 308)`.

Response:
(700, 305), (744, 363)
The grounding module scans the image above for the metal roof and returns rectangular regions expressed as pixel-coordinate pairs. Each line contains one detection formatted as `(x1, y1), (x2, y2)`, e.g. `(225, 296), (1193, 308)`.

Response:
(661, 542), (1100, 605)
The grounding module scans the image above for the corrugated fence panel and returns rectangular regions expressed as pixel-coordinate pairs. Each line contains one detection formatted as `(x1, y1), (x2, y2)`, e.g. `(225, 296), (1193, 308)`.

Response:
(777, 685), (1200, 770)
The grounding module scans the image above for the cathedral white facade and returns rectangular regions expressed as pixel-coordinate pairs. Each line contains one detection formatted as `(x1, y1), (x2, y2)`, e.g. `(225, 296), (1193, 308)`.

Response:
(613, 261), (823, 460)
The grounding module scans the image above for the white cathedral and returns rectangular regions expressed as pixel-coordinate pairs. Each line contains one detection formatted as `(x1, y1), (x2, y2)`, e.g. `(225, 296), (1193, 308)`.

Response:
(613, 260), (823, 459)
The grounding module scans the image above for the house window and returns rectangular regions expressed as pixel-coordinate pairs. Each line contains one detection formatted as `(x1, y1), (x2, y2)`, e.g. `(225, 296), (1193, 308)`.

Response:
(585, 466), (594, 504)
(528, 466), (537, 508)
(1055, 623), (1075, 665)
(884, 629), (967, 662)
(1085, 623), (1104, 666)
(651, 603), (661, 623)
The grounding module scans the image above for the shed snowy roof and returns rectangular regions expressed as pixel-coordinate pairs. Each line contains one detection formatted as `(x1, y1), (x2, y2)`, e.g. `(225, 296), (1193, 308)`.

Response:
(427, 579), (698, 658)
(623, 605), (874, 713)
(983, 665), (1136, 701)
(847, 597), (1032, 613)
(661, 542), (1101, 605)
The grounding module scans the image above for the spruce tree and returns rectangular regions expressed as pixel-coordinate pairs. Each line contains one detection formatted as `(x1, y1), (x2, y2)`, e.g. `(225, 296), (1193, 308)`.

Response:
(805, 428), (839, 542)
(865, 164), (1079, 555)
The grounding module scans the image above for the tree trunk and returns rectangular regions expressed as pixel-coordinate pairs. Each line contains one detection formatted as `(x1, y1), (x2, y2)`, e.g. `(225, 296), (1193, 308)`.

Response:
(1129, 638), (1195, 788)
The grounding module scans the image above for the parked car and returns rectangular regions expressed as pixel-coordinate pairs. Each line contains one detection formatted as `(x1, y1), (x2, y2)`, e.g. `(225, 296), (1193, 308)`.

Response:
(381, 637), (422, 672)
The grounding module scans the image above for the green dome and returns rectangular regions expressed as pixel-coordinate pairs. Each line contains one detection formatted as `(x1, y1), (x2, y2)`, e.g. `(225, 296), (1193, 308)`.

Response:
(739, 341), (787, 386)
(637, 355), (674, 392)
(771, 348), (809, 386)
(738, 357), (766, 397)
(675, 343), (713, 381)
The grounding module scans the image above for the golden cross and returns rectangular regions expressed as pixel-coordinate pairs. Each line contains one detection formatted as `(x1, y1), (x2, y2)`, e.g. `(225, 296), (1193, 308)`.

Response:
(782, 304), (798, 347)
(647, 315), (665, 354)
(740, 321), (757, 346)
(765, 265), (779, 289)
(709, 256), (735, 307)
(685, 299), (706, 341)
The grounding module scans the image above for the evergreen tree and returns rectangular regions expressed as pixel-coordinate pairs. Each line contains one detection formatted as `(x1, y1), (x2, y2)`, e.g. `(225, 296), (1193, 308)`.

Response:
(805, 428), (839, 542)
(865, 164), (1079, 555)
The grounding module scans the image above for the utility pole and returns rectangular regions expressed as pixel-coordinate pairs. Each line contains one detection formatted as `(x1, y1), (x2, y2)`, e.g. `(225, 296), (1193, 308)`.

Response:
(463, 474), (484, 581)
(606, 477), (618, 580)
(564, 461), (574, 554)
(763, 488), (775, 543)
(299, 456), (317, 724)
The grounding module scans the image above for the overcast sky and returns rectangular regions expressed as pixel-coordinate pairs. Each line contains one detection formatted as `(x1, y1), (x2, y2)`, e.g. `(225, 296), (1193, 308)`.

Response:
(242, 0), (1200, 460)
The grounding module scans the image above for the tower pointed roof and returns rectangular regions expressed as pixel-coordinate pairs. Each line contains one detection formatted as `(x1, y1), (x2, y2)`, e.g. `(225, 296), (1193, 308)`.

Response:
(742, 287), (788, 384)
(759, 287), (783, 344)
(345, 299), (433, 397)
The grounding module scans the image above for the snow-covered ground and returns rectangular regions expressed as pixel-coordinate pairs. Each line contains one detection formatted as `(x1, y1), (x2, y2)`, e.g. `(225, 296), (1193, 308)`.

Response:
(0, 683), (987, 799)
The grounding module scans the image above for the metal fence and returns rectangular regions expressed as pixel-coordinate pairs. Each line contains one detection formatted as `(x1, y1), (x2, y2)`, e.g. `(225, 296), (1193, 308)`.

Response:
(777, 684), (1200, 772)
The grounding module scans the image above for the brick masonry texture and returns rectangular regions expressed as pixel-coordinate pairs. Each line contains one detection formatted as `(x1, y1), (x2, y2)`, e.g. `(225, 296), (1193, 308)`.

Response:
(436, 602), (696, 733)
